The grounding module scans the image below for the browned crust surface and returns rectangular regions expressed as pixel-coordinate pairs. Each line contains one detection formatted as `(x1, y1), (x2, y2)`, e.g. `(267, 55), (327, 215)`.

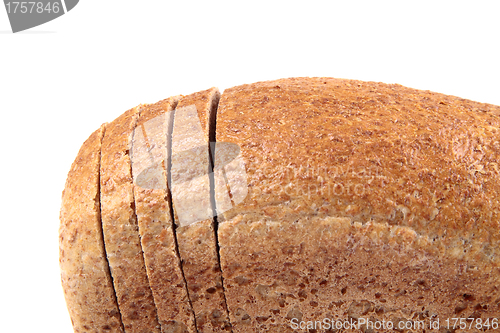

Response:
(215, 77), (500, 332)
(60, 125), (124, 333)
(219, 217), (500, 332)
(131, 98), (197, 333)
(172, 88), (232, 332)
(177, 221), (231, 332)
(100, 107), (160, 333)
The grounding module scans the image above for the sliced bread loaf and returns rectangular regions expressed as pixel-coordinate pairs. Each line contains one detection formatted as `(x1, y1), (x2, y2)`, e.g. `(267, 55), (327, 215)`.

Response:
(61, 78), (500, 333)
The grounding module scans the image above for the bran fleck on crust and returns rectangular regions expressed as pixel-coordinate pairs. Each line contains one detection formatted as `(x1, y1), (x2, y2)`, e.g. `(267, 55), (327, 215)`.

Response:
(100, 107), (160, 333)
(216, 77), (500, 332)
(171, 88), (232, 332)
(59, 124), (124, 333)
(131, 97), (197, 333)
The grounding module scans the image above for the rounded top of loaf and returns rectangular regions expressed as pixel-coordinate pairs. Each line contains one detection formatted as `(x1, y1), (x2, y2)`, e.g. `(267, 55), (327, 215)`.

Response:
(216, 77), (500, 266)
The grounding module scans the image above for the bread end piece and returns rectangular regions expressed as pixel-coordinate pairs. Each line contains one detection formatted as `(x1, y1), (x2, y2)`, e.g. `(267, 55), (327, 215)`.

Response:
(59, 124), (124, 333)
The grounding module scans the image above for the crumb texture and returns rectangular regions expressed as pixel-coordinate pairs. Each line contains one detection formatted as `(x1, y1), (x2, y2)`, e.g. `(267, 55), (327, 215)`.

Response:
(215, 77), (500, 332)
(100, 107), (160, 333)
(131, 98), (197, 333)
(59, 125), (124, 333)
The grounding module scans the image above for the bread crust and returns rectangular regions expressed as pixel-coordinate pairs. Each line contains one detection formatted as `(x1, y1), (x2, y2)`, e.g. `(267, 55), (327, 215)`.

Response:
(219, 216), (500, 332)
(59, 125), (124, 333)
(100, 107), (160, 333)
(215, 77), (500, 332)
(171, 88), (232, 332)
(131, 97), (197, 333)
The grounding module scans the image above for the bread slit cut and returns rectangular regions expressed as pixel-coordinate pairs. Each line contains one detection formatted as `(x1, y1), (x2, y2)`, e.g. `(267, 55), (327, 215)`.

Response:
(215, 77), (500, 332)
(131, 97), (197, 333)
(60, 124), (124, 333)
(170, 88), (232, 332)
(100, 107), (160, 333)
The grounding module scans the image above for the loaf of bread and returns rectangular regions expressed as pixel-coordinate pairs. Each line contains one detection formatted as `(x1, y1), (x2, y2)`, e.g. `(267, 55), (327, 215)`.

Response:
(60, 78), (500, 333)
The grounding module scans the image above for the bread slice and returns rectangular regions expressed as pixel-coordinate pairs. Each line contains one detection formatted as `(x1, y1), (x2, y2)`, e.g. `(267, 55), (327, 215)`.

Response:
(170, 88), (232, 332)
(100, 107), (160, 332)
(215, 77), (500, 332)
(131, 97), (197, 333)
(59, 124), (124, 333)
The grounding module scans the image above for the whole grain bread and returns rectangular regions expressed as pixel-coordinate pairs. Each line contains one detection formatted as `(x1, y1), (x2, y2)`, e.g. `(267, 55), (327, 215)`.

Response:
(131, 97), (197, 333)
(59, 125), (124, 333)
(215, 77), (500, 332)
(61, 77), (500, 333)
(170, 88), (232, 332)
(100, 107), (160, 333)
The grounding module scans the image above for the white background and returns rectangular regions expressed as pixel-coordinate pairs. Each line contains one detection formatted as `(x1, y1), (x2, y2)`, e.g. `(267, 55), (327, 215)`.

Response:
(1, 1), (499, 331)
